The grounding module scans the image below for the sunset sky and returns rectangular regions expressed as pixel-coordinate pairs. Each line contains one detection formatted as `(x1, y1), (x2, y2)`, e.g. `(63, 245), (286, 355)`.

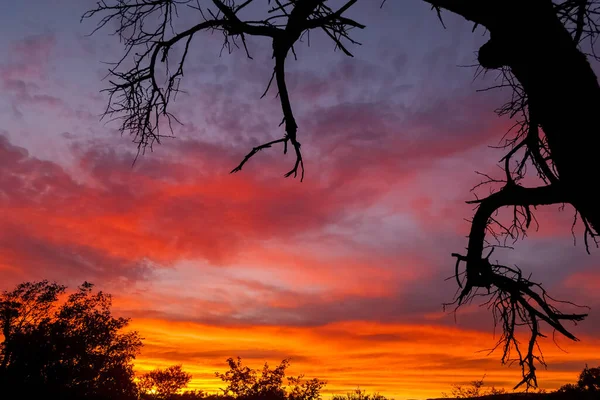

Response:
(1, 1), (600, 399)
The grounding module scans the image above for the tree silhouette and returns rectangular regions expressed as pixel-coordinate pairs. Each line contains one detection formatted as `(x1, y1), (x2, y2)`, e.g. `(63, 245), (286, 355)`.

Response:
(558, 364), (600, 394)
(441, 376), (506, 398)
(216, 357), (326, 400)
(82, 0), (600, 389)
(0, 280), (142, 400)
(576, 365), (600, 392)
(139, 364), (193, 398)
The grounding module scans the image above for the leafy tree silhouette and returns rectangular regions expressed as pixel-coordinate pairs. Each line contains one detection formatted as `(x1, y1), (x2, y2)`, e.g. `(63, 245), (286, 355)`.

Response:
(0, 280), (142, 400)
(577, 365), (600, 392)
(138, 364), (193, 399)
(216, 357), (326, 400)
(558, 364), (600, 394)
(82, 0), (600, 390)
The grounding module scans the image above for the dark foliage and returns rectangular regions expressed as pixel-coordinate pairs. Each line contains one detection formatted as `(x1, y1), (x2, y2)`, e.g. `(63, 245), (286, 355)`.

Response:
(216, 357), (326, 400)
(558, 364), (600, 393)
(139, 364), (193, 399)
(0, 280), (142, 400)
(138, 358), (326, 400)
(442, 376), (507, 398)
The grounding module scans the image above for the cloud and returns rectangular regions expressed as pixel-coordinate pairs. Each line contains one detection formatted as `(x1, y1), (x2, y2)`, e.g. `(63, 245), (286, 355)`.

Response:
(0, 130), (423, 282)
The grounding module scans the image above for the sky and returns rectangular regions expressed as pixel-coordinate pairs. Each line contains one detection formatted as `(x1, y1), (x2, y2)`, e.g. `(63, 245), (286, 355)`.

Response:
(1, 0), (600, 399)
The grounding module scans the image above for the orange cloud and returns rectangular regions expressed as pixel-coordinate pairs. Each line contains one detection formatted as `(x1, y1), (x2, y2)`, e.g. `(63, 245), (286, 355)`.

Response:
(0, 129), (433, 283)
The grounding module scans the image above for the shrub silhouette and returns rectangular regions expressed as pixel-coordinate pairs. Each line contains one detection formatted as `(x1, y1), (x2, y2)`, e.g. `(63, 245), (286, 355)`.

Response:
(139, 364), (193, 399)
(0, 280), (142, 400)
(441, 376), (506, 398)
(216, 357), (326, 400)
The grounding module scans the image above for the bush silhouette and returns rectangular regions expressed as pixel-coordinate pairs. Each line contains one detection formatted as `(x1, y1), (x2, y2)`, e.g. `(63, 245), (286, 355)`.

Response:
(216, 357), (325, 400)
(441, 376), (506, 398)
(138, 365), (192, 399)
(139, 364), (193, 399)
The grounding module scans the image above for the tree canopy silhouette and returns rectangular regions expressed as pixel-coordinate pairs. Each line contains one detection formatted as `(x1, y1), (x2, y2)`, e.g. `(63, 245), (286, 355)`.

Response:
(82, 0), (600, 390)
(0, 280), (142, 400)
(216, 357), (326, 400)
(558, 364), (600, 394)
(441, 376), (507, 398)
(139, 364), (193, 398)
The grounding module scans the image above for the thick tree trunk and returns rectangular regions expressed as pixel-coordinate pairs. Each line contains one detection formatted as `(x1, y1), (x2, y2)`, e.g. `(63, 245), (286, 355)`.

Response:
(430, 0), (600, 232)
(494, 0), (600, 232)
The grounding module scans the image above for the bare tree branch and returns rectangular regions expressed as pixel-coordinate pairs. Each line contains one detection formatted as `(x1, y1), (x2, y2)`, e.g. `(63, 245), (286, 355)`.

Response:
(83, 0), (363, 178)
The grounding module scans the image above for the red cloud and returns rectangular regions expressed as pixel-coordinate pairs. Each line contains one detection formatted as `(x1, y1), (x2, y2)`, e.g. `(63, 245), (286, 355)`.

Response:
(0, 133), (419, 281)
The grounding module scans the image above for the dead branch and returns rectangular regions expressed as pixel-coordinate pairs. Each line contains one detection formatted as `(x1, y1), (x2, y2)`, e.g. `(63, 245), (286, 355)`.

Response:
(82, 0), (363, 177)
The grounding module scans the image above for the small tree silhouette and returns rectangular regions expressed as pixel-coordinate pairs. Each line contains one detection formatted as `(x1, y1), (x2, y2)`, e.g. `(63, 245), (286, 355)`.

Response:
(441, 376), (506, 398)
(558, 364), (600, 393)
(577, 365), (600, 392)
(139, 364), (193, 398)
(216, 357), (325, 400)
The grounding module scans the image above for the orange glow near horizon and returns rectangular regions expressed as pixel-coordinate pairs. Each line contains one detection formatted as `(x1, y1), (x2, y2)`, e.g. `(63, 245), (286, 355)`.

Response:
(126, 318), (600, 399)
